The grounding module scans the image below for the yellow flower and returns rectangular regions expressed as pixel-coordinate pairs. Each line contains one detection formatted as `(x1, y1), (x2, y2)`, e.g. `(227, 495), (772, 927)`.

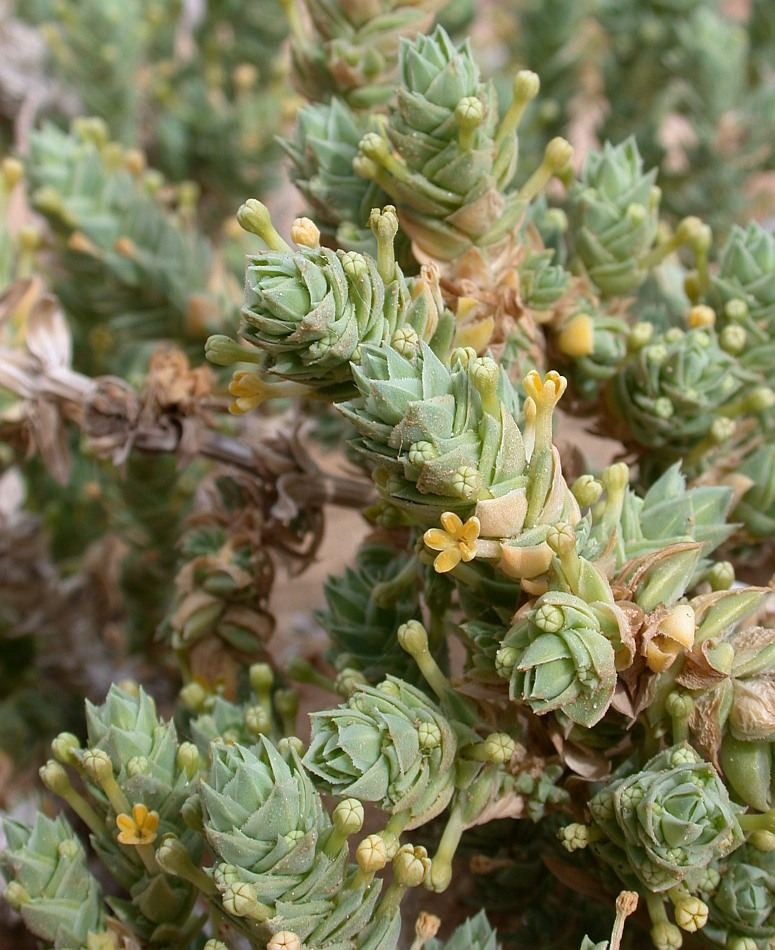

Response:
(115, 803), (159, 846)
(423, 512), (480, 573)
(522, 369), (567, 407)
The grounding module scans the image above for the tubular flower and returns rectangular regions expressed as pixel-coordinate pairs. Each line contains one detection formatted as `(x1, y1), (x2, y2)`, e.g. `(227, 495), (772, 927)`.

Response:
(424, 512), (480, 573)
(115, 804), (159, 846)
(588, 744), (744, 893)
(303, 677), (457, 828)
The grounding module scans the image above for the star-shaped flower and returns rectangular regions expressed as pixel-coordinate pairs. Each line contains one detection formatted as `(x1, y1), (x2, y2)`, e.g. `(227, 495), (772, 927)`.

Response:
(115, 803), (159, 846)
(423, 512), (480, 573)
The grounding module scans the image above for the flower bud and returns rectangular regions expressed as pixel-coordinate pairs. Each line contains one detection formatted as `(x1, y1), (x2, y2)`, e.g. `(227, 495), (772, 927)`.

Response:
(673, 895), (708, 932)
(267, 932), (302, 950)
(482, 733), (516, 764)
(51, 732), (81, 765)
(177, 742), (201, 779)
(687, 305), (715, 329)
(651, 921), (683, 950)
(3, 881), (30, 910)
(222, 881), (258, 918)
(356, 834), (389, 873)
(333, 799), (364, 836)
(571, 475), (603, 507)
(393, 844), (430, 887)
(291, 217), (320, 248)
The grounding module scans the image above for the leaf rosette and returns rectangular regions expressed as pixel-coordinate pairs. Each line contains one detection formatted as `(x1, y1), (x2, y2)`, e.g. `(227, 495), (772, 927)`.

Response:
(200, 738), (329, 885)
(588, 744), (744, 892)
(304, 676), (457, 828)
(497, 590), (617, 727)
(241, 245), (389, 389)
(568, 137), (659, 297)
(705, 843), (775, 947)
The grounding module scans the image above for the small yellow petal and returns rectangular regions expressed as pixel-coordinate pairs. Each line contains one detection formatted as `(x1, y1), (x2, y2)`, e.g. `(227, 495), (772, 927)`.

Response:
(434, 548), (463, 573)
(115, 814), (135, 834)
(459, 541), (477, 561)
(132, 803), (149, 825)
(460, 517), (481, 543)
(424, 528), (453, 551)
(440, 511), (463, 535)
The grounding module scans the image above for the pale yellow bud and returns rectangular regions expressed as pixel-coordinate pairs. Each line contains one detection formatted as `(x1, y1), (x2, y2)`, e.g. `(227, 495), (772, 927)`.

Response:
(291, 217), (321, 248)
(687, 305), (715, 329)
(557, 313), (594, 358)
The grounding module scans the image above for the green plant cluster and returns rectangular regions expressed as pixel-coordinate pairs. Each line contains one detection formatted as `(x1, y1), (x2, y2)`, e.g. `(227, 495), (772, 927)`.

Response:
(2, 2), (775, 950)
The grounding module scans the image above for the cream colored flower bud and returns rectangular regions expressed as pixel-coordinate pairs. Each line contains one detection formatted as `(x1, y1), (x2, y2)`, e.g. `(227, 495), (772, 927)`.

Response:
(545, 137), (574, 171)
(394, 844), (431, 887)
(81, 748), (114, 783)
(3, 881), (30, 909)
(514, 70), (540, 101)
(483, 733), (516, 764)
(357, 834), (389, 873)
(415, 911), (441, 941)
(651, 921), (683, 950)
(51, 732), (81, 764)
(222, 881), (258, 917)
(291, 217), (320, 248)
(267, 931), (302, 950)
(333, 799), (364, 836)
(245, 705), (271, 736)
(687, 305), (715, 329)
(176, 742), (201, 778)
(673, 896), (708, 932)
(571, 475), (603, 508)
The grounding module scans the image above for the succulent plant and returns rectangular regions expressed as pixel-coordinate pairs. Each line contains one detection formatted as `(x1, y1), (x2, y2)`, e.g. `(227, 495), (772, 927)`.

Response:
(7, 4), (775, 949)
(355, 26), (571, 261)
(426, 909), (500, 950)
(604, 324), (761, 471)
(200, 737), (385, 946)
(25, 121), (230, 373)
(0, 814), (108, 948)
(586, 744), (745, 893)
(567, 138), (661, 298)
(285, 0), (445, 108)
(304, 676), (458, 828)
(281, 98), (389, 251)
(211, 204), (446, 401)
(703, 844), (775, 948)
(317, 542), (430, 683)
(497, 590), (618, 728)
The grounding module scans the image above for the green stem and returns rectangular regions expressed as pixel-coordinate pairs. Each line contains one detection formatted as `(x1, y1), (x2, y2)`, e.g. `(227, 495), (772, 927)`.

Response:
(428, 804), (466, 892)
(380, 811), (411, 857)
(639, 216), (702, 269)
(375, 880), (408, 920)
(372, 554), (419, 608)
(740, 811), (775, 834)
